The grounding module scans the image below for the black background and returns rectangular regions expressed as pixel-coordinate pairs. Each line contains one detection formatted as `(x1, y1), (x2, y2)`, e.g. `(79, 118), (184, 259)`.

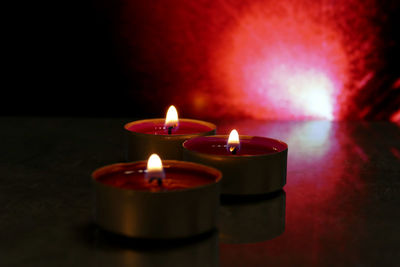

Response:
(4, 0), (137, 117)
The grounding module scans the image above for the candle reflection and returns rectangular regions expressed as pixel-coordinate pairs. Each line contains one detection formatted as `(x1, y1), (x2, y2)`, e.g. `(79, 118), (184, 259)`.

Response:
(219, 191), (286, 244)
(88, 227), (219, 267)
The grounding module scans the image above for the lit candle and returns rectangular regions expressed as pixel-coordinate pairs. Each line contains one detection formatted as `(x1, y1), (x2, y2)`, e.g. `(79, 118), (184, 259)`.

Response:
(183, 130), (288, 195)
(92, 154), (222, 238)
(125, 105), (216, 160)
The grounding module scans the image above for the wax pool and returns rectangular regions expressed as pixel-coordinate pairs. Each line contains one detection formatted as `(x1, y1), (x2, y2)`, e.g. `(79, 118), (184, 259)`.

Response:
(184, 136), (287, 156)
(126, 120), (213, 135)
(96, 164), (216, 192)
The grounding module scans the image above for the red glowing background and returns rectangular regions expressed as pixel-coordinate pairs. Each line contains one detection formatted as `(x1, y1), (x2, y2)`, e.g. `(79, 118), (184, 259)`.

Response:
(105, 0), (399, 121)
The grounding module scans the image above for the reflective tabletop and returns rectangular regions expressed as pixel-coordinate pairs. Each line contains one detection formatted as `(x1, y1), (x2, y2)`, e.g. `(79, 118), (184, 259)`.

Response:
(1, 118), (399, 266)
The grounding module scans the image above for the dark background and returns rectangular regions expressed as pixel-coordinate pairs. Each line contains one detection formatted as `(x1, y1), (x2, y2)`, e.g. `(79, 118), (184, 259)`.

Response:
(3, 0), (400, 119)
(4, 0), (132, 117)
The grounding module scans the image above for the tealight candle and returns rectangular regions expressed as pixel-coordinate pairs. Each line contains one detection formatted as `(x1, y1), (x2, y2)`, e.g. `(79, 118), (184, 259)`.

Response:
(183, 130), (288, 195)
(125, 105), (216, 161)
(92, 154), (222, 239)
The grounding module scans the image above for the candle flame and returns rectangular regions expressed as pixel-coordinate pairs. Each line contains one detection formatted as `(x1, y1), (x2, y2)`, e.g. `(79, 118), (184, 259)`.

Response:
(227, 129), (240, 154)
(165, 105), (179, 128)
(146, 154), (165, 180)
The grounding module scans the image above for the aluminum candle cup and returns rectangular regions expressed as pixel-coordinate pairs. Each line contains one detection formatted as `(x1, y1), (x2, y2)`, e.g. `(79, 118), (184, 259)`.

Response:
(92, 160), (222, 239)
(125, 118), (216, 161)
(183, 135), (288, 195)
(219, 191), (286, 244)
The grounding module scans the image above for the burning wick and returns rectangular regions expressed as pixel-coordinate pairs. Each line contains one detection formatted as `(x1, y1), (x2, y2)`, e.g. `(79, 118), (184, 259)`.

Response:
(165, 105), (179, 135)
(227, 129), (240, 155)
(146, 154), (165, 187)
(230, 146), (238, 155)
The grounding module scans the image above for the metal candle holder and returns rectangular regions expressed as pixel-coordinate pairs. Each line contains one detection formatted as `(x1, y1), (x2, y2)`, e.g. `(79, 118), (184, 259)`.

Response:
(92, 160), (222, 239)
(183, 135), (288, 195)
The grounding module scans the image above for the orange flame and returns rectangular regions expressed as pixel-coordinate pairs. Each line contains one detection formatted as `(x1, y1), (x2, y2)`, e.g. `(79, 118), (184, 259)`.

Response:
(165, 105), (179, 128)
(227, 129), (240, 154)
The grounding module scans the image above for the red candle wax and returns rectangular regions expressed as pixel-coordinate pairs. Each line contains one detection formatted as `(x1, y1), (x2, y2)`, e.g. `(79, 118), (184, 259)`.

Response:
(126, 119), (214, 135)
(184, 136), (288, 156)
(93, 161), (219, 192)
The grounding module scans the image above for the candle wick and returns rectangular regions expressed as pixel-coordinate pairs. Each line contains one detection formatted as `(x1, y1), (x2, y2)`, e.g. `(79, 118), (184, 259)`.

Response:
(168, 126), (173, 135)
(230, 146), (238, 155)
(149, 177), (163, 187)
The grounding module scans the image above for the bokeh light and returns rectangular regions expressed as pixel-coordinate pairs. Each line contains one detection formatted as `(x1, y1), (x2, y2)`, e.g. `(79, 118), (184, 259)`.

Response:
(118, 0), (398, 120)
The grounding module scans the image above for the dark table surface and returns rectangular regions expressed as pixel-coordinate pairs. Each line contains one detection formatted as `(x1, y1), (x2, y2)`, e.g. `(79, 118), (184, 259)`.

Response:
(1, 117), (399, 267)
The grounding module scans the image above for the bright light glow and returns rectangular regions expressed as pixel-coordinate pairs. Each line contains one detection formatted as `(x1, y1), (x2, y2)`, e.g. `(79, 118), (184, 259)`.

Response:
(227, 129), (240, 153)
(270, 68), (335, 120)
(289, 121), (333, 159)
(390, 109), (400, 123)
(208, 0), (371, 120)
(165, 105), (179, 127)
(146, 154), (164, 179)
(120, 0), (382, 120)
